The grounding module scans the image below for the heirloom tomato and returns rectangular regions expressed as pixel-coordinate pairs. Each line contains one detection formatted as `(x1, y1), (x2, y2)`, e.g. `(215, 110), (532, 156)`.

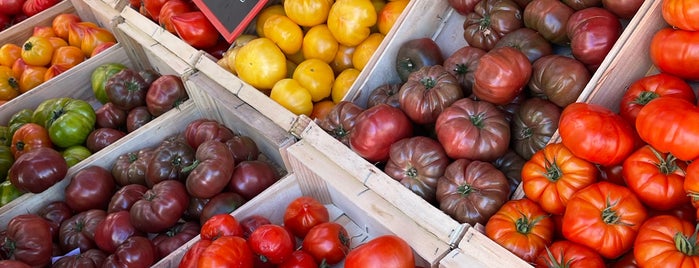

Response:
(32, 97), (96, 148)
(185, 140), (235, 199)
(270, 78), (313, 116)
(463, 0), (524, 51)
(561, 0), (601, 10)
(284, 0), (332, 27)
(0, 145), (13, 179)
(199, 191), (246, 224)
(331, 68), (359, 104)
(349, 104), (413, 163)
(18, 65), (46, 93)
(86, 126), (124, 151)
(225, 135), (260, 163)
(366, 83), (401, 108)
(112, 147), (154, 186)
(235, 37), (287, 91)
(126, 106), (152, 132)
(523, 0), (574, 45)
(248, 224), (295, 264)
(91, 63), (127, 104)
(53, 248), (106, 268)
(485, 198), (554, 263)
(95, 102), (126, 129)
(395, 38), (443, 82)
(171, 11), (220, 49)
(255, 4), (286, 37)
(158, 0), (192, 33)
(293, 59), (335, 102)
(562, 182), (648, 259)
(636, 97), (699, 161)
(263, 14), (304, 55)
(634, 215), (699, 267)
(662, 0), (699, 31)
(352, 32), (383, 71)
(80, 26), (116, 57)
(603, 0), (643, 19)
(0, 0), (24, 15)
(685, 161), (699, 208)
(107, 184), (148, 213)
(279, 250), (318, 268)
(184, 118), (235, 149)
(152, 221), (200, 259)
(448, 0), (482, 15)
(20, 36), (53, 66)
(398, 65), (463, 124)
(473, 47), (531, 105)
(302, 222), (350, 265)
(198, 236), (254, 268)
(2, 214), (53, 267)
(534, 240), (605, 267)
(105, 69), (149, 110)
(200, 213), (244, 240)
(64, 165), (116, 212)
(330, 44), (355, 75)
(142, 0), (168, 21)
(94, 210), (144, 254)
(528, 55), (591, 108)
(67, 21), (98, 49)
(302, 24), (339, 64)
(52, 13), (81, 40)
(622, 145), (689, 211)
(9, 146), (67, 193)
(317, 100), (364, 146)
(650, 28), (699, 80)
(345, 235), (414, 268)
(146, 74), (187, 116)
(283, 196), (329, 238)
(229, 160), (278, 200)
(492, 149), (526, 196)
(566, 7), (621, 70)
(0, 180), (23, 207)
(240, 215), (271, 239)
(38, 200), (72, 239)
(102, 236), (157, 268)
(438, 159), (510, 226)
(10, 122), (51, 159)
(327, 0), (377, 47)
(435, 98), (510, 161)
(442, 46), (485, 96)
(0, 43), (21, 67)
(385, 136), (449, 203)
(521, 143), (598, 215)
(619, 73), (695, 124)
(377, 0), (409, 35)
(0, 66), (18, 101)
(43, 64), (69, 80)
(130, 180), (189, 233)
(7, 108), (32, 136)
(59, 209), (107, 253)
(558, 102), (635, 166)
(510, 98), (561, 160)
(146, 135), (195, 186)
(22, 0), (59, 16)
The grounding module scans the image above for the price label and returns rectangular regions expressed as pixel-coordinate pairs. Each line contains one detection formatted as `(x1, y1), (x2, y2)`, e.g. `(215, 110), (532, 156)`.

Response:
(192, 0), (269, 43)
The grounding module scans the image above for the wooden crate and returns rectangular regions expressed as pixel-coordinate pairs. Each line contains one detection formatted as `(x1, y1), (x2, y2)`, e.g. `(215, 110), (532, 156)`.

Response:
(439, 225), (531, 267)
(153, 137), (451, 268)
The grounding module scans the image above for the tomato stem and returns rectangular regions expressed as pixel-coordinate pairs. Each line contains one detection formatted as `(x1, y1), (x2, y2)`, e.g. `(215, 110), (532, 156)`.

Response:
(457, 183), (475, 196)
(543, 245), (572, 268)
(453, 63), (470, 75)
(544, 157), (562, 182)
(633, 91), (660, 105)
(469, 113), (486, 128)
(649, 147), (682, 175)
(420, 77), (436, 89)
(601, 197), (631, 226)
(405, 166), (418, 179)
(674, 224), (699, 256)
(514, 213), (546, 235)
(8, 77), (18, 90)
(180, 159), (199, 173)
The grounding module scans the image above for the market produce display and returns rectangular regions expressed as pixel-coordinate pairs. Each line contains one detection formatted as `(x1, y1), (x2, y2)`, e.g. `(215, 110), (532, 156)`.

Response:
(0, 0), (61, 31)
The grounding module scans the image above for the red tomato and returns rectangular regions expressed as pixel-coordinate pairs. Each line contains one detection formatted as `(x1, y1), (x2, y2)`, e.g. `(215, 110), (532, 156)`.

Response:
(634, 215), (699, 267)
(240, 214), (272, 239)
(619, 73), (696, 124)
(662, 0), (699, 31)
(178, 239), (212, 268)
(622, 145), (690, 211)
(158, 0), (192, 33)
(0, 0), (24, 16)
(558, 102), (636, 166)
(200, 214), (244, 240)
(344, 235), (415, 268)
(301, 222), (351, 265)
(650, 28), (699, 80)
(636, 97), (699, 161)
(10, 122), (52, 159)
(485, 198), (554, 263)
(534, 240), (605, 267)
(22, 0), (59, 17)
(683, 160), (699, 208)
(278, 250), (318, 268)
(171, 11), (220, 49)
(562, 182), (648, 259)
(142, 0), (168, 21)
(197, 236), (254, 268)
(283, 196), (330, 239)
(247, 224), (295, 264)
(349, 104), (413, 163)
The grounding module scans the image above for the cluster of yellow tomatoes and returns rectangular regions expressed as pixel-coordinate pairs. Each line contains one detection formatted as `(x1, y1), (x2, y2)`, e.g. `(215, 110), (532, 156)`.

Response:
(217, 0), (410, 119)
(0, 13), (116, 104)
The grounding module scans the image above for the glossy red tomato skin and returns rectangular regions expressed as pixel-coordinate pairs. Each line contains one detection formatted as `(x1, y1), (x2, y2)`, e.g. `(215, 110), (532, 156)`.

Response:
(472, 47), (532, 105)
(247, 224), (295, 264)
(278, 250), (318, 268)
(650, 28), (699, 80)
(619, 73), (696, 124)
(636, 97), (699, 161)
(9, 146), (68, 193)
(200, 213), (244, 240)
(302, 222), (351, 265)
(603, 0), (643, 19)
(566, 7), (622, 71)
(94, 210), (145, 254)
(184, 118), (235, 150)
(178, 239), (212, 268)
(22, 0), (59, 17)
(152, 221), (200, 259)
(534, 240), (605, 267)
(197, 236), (254, 268)
(0, 0), (24, 16)
(345, 235), (415, 268)
(171, 11), (220, 49)
(558, 102), (636, 166)
(349, 104), (413, 163)
(129, 180), (189, 233)
(3, 214), (53, 267)
(622, 145), (690, 211)
(64, 165), (117, 212)
(634, 215), (699, 267)
(283, 196), (330, 239)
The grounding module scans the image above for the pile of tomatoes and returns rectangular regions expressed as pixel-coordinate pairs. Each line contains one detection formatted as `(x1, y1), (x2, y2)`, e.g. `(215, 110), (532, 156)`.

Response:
(0, 12), (116, 104)
(481, 0), (699, 266)
(180, 196), (416, 267)
(0, 0), (61, 31)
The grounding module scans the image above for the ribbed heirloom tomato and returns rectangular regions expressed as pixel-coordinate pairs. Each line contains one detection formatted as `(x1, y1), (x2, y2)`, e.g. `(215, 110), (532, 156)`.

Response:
(634, 215), (699, 267)
(284, 0), (333, 27)
(619, 73), (696, 124)
(485, 198), (554, 263)
(662, 0), (699, 31)
(235, 37), (287, 91)
(327, 0), (377, 47)
(636, 97), (699, 161)
(622, 145), (690, 211)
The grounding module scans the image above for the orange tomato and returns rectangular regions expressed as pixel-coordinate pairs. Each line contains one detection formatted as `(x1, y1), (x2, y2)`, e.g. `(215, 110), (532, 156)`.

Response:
(68, 21), (98, 48)
(51, 45), (84, 67)
(330, 44), (355, 74)
(47, 36), (69, 49)
(52, 13), (82, 40)
(33, 26), (56, 38)
(255, 4), (286, 37)
(302, 24), (339, 63)
(81, 26), (116, 57)
(352, 32), (384, 71)
(270, 78), (313, 116)
(21, 36), (55, 66)
(44, 64), (71, 81)
(19, 65), (48, 93)
(310, 99), (336, 120)
(332, 68), (360, 103)
(293, 59), (335, 102)
(0, 44), (21, 67)
(377, 0), (409, 35)
(263, 14), (304, 55)
(284, 0), (334, 27)
(0, 66), (19, 101)
(327, 0), (377, 46)
(11, 58), (28, 79)
(90, 41), (116, 57)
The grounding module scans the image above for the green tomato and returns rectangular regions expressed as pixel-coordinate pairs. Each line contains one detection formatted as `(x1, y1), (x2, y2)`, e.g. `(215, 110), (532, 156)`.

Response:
(0, 145), (13, 179)
(0, 126), (10, 147)
(8, 108), (34, 137)
(32, 98), (96, 148)
(62, 145), (92, 167)
(91, 63), (128, 104)
(0, 180), (24, 207)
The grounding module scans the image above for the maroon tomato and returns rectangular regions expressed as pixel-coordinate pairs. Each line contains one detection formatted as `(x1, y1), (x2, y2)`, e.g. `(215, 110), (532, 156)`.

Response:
(562, 0), (602, 10)
(37, 201), (73, 240)
(229, 160), (279, 200)
(0, 260), (30, 268)
(184, 119), (235, 150)
(398, 65), (464, 124)
(145, 74), (188, 117)
(367, 83), (402, 108)
(510, 97), (562, 160)
(105, 69), (149, 111)
(107, 183), (148, 213)
(443, 46), (486, 97)
(302, 222), (350, 265)
(21, 0), (58, 16)
(384, 136), (449, 203)
(348, 104), (413, 163)
(602, 0), (643, 19)
(185, 140), (236, 199)
(528, 54), (591, 108)
(248, 224), (295, 264)
(171, 11), (220, 49)
(279, 250), (318, 268)
(86, 128), (127, 153)
(197, 236), (254, 268)
(395, 38), (444, 82)
(225, 135), (260, 162)
(152, 221), (200, 259)
(317, 101), (365, 147)
(111, 147), (155, 186)
(0, 14), (11, 31)
(9, 146), (68, 193)
(435, 98), (511, 161)
(448, 0), (481, 15)
(94, 210), (145, 253)
(52, 248), (107, 268)
(58, 209), (107, 254)
(283, 196), (330, 239)
(129, 180), (189, 233)
(183, 197), (209, 223)
(462, 0), (524, 51)
(2, 214), (53, 267)
(64, 165), (117, 212)
(240, 214), (272, 239)
(145, 135), (195, 186)
(200, 213), (244, 240)
(566, 7), (622, 71)
(95, 103), (127, 130)
(126, 106), (153, 133)
(523, 0), (574, 45)
(0, 0), (24, 16)
(199, 191), (246, 225)
(473, 46), (532, 105)
(344, 235), (415, 268)
(618, 73), (696, 124)
(102, 236), (157, 268)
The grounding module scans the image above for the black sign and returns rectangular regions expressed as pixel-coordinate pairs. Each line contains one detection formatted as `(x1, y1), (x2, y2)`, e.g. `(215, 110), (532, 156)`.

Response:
(192, 0), (269, 43)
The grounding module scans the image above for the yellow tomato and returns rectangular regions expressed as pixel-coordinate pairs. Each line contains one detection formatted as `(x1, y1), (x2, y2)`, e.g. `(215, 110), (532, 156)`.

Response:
(225, 34), (258, 75)
(286, 59), (298, 78)
(19, 65), (47, 93)
(80, 26), (117, 57)
(371, 0), (387, 33)
(21, 36), (55, 66)
(47, 37), (69, 50)
(51, 46), (85, 68)
(284, 0), (334, 27)
(293, 59), (335, 102)
(332, 68), (360, 103)
(235, 37), (288, 91)
(0, 44), (21, 67)
(327, 0), (377, 46)
(255, 4), (286, 37)
(352, 32), (384, 71)
(33, 26), (56, 38)
(302, 24), (339, 63)
(286, 49), (306, 65)
(310, 99), (336, 120)
(330, 44), (355, 74)
(270, 78), (314, 116)
(263, 14), (304, 55)
(378, 0), (409, 35)
(0, 66), (19, 101)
